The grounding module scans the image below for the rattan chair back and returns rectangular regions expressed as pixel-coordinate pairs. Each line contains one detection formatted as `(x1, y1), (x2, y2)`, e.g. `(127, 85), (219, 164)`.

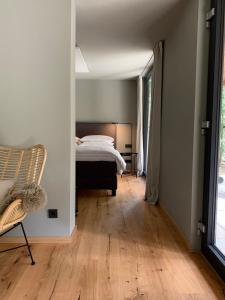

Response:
(0, 144), (47, 191)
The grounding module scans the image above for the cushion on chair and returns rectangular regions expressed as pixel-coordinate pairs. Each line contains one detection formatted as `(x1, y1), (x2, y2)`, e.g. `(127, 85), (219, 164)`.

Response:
(20, 183), (47, 213)
(2, 183), (47, 214)
(0, 180), (15, 215)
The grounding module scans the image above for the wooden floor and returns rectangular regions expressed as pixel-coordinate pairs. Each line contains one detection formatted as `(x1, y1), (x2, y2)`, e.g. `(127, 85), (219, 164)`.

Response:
(0, 176), (225, 299)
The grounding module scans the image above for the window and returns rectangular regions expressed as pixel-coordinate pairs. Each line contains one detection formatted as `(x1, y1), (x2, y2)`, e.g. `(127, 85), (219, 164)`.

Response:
(143, 71), (152, 175)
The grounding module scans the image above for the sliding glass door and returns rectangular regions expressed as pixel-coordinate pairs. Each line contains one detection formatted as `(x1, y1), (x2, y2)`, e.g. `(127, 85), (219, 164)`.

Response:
(202, 0), (225, 280)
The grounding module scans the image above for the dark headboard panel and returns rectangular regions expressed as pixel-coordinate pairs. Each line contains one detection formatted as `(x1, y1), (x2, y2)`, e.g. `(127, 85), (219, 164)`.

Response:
(76, 122), (117, 146)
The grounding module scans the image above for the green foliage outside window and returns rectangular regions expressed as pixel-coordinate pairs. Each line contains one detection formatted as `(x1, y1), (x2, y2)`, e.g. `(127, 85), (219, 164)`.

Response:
(220, 87), (225, 162)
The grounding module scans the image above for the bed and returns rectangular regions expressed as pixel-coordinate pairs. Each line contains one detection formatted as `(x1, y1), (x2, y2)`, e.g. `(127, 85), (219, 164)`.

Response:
(76, 122), (126, 197)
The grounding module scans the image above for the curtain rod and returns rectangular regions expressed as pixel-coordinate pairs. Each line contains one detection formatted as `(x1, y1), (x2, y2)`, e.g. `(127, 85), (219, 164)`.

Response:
(140, 53), (154, 77)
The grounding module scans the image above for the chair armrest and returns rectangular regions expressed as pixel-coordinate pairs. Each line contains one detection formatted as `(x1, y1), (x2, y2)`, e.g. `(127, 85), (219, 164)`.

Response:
(0, 199), (27, 232)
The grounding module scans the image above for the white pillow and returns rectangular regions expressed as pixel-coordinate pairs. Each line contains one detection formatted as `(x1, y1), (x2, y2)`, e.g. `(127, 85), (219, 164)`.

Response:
(79, 141), (114, 147)
(81, 135), (114, 143)
(82, 140), (113, 145)
(0, 179), (14, 201)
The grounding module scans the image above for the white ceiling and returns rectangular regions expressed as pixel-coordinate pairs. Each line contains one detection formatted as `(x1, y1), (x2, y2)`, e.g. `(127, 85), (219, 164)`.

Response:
(76, 0), (183, 79)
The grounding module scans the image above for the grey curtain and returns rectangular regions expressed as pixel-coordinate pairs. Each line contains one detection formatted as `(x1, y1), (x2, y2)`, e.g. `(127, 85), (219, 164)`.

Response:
(145, 41), (164, 204)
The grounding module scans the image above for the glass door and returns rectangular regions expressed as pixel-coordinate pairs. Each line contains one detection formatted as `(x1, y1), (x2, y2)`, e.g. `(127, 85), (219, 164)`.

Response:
(202, 0), (225, 280)
(215, 85), (225, 255)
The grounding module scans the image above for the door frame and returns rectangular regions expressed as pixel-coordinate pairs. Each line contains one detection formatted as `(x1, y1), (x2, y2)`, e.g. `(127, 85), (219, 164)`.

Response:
(202, 0), (225, 280)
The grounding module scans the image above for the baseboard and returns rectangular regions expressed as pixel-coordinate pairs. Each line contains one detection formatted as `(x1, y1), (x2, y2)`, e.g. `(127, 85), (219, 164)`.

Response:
(158, 203), (193, 252)
(0, 225), (77, 244)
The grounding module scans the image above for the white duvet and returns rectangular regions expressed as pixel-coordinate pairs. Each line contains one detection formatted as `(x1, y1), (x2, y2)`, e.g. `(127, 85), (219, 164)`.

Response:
(76, 142), (126, 174)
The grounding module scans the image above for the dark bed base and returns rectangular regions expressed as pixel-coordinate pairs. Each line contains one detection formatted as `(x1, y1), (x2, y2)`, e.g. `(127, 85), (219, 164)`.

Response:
(76, 161), (117, 196)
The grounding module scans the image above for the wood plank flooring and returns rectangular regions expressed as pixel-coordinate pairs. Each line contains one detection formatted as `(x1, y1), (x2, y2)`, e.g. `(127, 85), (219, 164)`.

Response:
(0, 176), (225, 299)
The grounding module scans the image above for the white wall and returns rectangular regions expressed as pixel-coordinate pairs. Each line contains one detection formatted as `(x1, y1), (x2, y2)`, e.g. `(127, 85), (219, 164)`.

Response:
(0, 0), (76, 236)
(160, 0), (210, 249)
(76, 80), (137, 124)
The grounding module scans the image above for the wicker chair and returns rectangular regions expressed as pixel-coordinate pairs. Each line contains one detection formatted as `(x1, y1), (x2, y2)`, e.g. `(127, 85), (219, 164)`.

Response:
(0, 144), (47, 265)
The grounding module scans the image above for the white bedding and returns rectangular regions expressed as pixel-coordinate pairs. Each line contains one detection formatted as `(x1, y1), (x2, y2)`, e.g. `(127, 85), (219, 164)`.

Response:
(76, 142), (126, 174)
